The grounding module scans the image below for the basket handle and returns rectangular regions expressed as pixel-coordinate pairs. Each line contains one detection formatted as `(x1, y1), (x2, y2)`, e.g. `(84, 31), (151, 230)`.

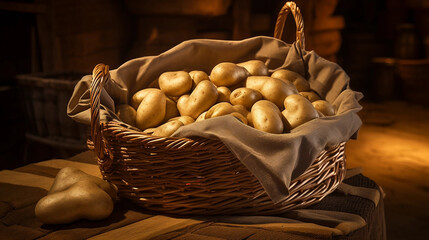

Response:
(274, 1), (305, 49)
(90, 63), (110, 161)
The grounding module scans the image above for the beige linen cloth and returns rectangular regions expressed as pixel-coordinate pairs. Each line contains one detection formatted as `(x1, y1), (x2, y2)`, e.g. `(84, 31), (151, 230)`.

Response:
(68, 36), (363, 204)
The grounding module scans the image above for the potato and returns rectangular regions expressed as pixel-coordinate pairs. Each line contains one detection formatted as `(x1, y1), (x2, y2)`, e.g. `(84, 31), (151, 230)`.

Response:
(206, 102), (237, 119)
(196, 111), (207, 122)
(205, 102), (248, 124)
(170, 96), (180, 102)
(163, 97), (180, 122)
(189, 70), (209, 88)
(245, 76), (268, 90)
(250, 100), (284, 134)
(299, 91), (321, 102)
(210, 62), (248, 87)
(158, 71), (193, 97)
(143, 128), (156, 134)
(116, 104), (137, 127)
(152, 120), (184, 137)
(35, 180), (114, 224)
(271, 69), (303, 83)
(168, 115), (195, 125)
(47, 167), (117, 200)
(131, 88), (158, 110)
(237, 60), (269, 76)
(229, 112), (248, 124)
(232, 104), (249, 118)
(230, 87), (263, 110)
(312, 100), (335, 116)
(35, 167), (116, 224)
(217, 86), (231, 103)
(271, 69), (310, 92)
(282, 94), (319, 129)
(147, 78), (160, 88)
(247, 112), (254, 127)
(228, 81), (246, 92)
(271, 69), (293, 83)
(246, 76), (298, 110)
(132, 90), (178, 126)
(177, 80), (218, 119)
(136, 89), (166, 130)
(293, 77), (311, 92)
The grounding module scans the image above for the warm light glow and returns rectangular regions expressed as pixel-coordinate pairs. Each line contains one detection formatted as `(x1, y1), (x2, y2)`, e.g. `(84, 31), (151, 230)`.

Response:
(346, 101), (429, 238)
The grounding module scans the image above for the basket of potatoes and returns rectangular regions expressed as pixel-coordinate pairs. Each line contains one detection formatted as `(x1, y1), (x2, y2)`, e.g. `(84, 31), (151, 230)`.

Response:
(68, 1), (363, 215)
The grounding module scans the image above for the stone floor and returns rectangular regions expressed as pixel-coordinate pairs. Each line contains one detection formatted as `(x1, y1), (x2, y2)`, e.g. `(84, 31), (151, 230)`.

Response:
(346, 100), (429, 240)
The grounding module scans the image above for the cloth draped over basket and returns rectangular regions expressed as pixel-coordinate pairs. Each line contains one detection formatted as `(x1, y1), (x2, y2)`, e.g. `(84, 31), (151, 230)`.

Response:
(68, 36), (363, 204)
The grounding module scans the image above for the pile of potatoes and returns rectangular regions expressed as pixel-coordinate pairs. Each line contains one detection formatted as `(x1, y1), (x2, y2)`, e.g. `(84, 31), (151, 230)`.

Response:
(116, 60), (336, 137)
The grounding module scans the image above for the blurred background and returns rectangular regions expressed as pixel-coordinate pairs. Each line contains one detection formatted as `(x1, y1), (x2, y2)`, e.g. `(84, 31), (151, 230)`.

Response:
(0, 1), (428, 239)
(2, 0), (428, 166)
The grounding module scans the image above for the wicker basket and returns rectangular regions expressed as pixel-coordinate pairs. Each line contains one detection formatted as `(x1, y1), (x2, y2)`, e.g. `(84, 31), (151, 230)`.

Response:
(88, 1), (347, 215)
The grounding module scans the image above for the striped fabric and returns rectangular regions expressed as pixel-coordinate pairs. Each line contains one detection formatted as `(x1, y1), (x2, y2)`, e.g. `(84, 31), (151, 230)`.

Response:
(0, 151), (386, 240)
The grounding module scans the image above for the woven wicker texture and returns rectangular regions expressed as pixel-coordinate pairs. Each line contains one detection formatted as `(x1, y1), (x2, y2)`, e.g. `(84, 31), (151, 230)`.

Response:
(88, 1), (347, 215)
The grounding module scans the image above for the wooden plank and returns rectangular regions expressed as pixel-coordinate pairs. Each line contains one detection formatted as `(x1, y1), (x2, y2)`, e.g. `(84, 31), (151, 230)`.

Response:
(192, 224), (256, 239)
(88, 215), (204, 240)
(0, 170), (53, 191)
(171, 233), (226, 240)
(215, 222), (340, 236)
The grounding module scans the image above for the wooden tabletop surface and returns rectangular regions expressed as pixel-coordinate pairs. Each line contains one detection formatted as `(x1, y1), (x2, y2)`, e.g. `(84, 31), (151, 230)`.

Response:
(0, 150), (386, 240)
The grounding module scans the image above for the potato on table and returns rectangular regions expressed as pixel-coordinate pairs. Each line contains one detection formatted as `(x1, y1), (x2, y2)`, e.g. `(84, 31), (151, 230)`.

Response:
(35, 167), (117, 224)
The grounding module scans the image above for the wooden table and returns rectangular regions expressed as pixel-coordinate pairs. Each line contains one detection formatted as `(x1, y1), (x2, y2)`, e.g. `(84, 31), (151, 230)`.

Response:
(0, 151), (386, 240)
